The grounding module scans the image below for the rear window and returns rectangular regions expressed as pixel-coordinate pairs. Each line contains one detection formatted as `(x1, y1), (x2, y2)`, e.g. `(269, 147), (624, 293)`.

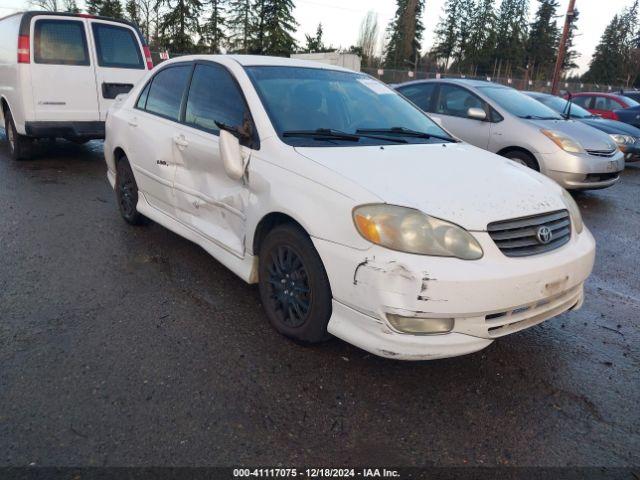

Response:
(143, 65), (191, 121)
(92, 23), (143, 69)
(34, 19), (89, 66)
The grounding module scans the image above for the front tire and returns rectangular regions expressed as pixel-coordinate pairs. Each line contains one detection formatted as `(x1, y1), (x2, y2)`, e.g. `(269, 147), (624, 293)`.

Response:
(505, 150), (539, 171)
(258, 224), (332, 343)
(4, 110), (33, 160)
(116, 157), (146, 225)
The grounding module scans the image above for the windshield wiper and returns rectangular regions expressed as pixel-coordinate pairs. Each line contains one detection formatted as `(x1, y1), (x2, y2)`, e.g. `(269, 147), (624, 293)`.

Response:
(282, 128), (407, 144)
(519, 115), (559, 120)
(356, 127), (455, 143)
(283, 128), (360, 142)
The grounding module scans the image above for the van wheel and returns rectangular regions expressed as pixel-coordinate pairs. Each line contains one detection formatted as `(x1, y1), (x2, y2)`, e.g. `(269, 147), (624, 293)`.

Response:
(505, 150), (539, 171)
(258, 224), (332, 344)
(116, 157), (145, 225)
(4, 110), (33, 160)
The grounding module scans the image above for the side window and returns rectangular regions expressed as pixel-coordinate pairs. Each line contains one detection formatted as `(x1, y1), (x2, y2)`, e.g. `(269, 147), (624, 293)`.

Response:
(572, 96), (591, 108)
(135, 81), (151, 110)
(33, 19), (89, 66)
(91, 23), (143, 69)
(435, 84), (486, 119)
(185, 63), (248, 135)
(398, 83), (435, 111)
(594, 96), (613, 111)
(144, 65), (191, 121)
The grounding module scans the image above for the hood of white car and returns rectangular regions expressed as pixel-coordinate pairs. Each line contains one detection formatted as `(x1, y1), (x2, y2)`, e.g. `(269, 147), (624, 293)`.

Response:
(295, 142), (566, 231)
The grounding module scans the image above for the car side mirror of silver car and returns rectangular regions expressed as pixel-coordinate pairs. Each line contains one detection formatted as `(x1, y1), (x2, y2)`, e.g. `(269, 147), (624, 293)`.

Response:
(219, 128), (245, 181)
(467, 107), (487, 121)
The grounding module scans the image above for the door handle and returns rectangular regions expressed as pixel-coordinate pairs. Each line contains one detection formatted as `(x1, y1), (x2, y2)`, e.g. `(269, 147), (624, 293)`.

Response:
(173, 135), (189, 149)
(128, 117), (138, 127)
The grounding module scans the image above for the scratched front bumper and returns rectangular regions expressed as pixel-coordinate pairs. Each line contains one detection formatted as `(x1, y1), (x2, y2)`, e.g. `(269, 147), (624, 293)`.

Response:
(313, 227), (595, 360)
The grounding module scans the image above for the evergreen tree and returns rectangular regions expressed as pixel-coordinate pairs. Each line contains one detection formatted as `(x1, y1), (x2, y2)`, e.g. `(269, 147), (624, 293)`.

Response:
(125, 0), (140, 25)
(384, 0), (425, 69)
(63, 0), (80, 12)
(303, 23), (326, 53)
(252, 0), (297, 56)
(431, 0), (463, 69)
(100, 0), (124, 18)
(157, 0), (203, 52)
(584, 1), (639, 85)
(201, 0), (226, 53)
(227, 0), (253, 53)
(583, 15), (624, 85)
(526, 0), (560, 81)
(85, 0), (103, 15)
(461, 0), (497, 75)
(492, 0), (529, 77)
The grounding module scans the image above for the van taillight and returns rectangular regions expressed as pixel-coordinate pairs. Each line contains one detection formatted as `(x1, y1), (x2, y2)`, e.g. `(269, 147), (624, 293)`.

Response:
(17, 35), (30, 63)
(143, 46), (153, 70)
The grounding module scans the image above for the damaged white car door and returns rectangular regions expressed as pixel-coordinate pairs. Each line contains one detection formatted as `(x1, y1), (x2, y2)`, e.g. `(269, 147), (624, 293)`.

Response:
(171, 62), (251, 257)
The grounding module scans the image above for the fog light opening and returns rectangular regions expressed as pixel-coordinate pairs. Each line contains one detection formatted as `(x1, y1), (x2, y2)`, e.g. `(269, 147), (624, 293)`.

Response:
(386, 314), (454, 335)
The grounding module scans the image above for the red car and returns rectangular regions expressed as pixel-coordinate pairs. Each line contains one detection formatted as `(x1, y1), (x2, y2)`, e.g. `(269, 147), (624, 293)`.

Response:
(567, 92), (640, 120)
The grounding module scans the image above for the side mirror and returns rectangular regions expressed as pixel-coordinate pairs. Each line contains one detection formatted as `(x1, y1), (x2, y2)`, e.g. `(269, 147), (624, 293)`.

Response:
(467, 107), (487, 121)
(219, 129), (245, 181)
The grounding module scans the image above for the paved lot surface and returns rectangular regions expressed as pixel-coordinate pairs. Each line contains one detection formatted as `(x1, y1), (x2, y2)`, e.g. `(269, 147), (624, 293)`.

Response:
(0, 136), (639, 467)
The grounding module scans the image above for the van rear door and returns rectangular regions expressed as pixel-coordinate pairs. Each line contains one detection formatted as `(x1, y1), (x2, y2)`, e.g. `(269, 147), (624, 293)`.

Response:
(30, 15), (100, 122)
(88, 19), (149, 121)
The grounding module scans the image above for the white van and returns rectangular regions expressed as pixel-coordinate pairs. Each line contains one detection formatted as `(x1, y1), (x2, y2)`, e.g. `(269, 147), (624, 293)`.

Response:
(0, 11), (152, 159)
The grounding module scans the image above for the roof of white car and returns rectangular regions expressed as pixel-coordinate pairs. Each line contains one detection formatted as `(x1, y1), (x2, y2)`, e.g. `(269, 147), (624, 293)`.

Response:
(164, 54), (354, 72)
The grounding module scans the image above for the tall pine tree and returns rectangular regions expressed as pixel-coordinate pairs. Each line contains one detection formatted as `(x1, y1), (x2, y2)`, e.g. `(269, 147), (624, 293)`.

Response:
(584, 1), (639, 85)
(100, 0), (124, 18)
(227, 0), (253, 52)
(461, 0), (497, 75)
(526, 0), (560, 80)
(431, 0), (463, 70)
(157, 0), (203, 52)
(201, 0), (227, 53)
(252, 0), (297, 56)
(492, 0), (529, 78)
(384, 0), (425, 68)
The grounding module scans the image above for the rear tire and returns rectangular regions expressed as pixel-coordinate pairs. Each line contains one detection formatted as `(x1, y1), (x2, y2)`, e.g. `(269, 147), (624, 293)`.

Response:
(4, 110), (33, 160)
(116, 157), (146, 225)
(258, 223), (333, 344)
(504, 150), (539, 171)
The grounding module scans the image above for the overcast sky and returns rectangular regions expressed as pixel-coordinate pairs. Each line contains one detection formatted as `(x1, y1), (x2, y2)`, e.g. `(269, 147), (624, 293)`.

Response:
(0, 0), (635, 74)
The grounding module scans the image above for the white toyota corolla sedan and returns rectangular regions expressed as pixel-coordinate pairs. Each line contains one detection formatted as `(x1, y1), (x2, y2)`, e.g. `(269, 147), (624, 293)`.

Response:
(104, 55), (596, 360)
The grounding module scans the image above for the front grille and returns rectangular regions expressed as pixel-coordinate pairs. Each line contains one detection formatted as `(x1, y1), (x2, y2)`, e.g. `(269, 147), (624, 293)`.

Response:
(487, 210), (571, 257)
(586, 148), (617, 158)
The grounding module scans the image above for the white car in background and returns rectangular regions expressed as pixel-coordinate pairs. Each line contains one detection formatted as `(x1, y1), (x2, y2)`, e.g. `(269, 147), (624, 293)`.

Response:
(104, 55), (595, 360)
(0, 11), (152, 159)
(395, 79), (625, 190)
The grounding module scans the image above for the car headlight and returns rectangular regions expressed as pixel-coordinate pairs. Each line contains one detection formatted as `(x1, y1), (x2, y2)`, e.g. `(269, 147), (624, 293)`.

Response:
(352, 204), (483, 260)
(610, 134), (635, 151)
(541, 129), (585, 154)
(561, 189), (584, 234)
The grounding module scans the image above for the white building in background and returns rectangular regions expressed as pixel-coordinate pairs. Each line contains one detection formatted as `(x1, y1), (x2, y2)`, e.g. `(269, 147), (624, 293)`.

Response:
(290, 52), (361, 72)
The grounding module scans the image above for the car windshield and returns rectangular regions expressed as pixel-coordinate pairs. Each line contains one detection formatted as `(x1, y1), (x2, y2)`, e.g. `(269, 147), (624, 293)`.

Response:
(531, 94), (594, 119)
(244, 66), (454, 147)
(620, 95), (640, 107)
(479, 86), (563, 120)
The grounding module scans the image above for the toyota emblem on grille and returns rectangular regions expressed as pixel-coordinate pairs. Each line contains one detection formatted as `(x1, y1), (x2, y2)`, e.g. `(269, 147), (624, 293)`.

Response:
(536, 226), (553, 244)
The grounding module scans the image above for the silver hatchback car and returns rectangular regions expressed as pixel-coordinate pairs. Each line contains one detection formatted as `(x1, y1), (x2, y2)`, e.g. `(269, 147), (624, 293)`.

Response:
(395, 79), (625, 190)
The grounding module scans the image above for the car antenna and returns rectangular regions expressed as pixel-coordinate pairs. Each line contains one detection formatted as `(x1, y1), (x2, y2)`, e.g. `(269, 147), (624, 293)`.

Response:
(565, 91), (573, 120)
